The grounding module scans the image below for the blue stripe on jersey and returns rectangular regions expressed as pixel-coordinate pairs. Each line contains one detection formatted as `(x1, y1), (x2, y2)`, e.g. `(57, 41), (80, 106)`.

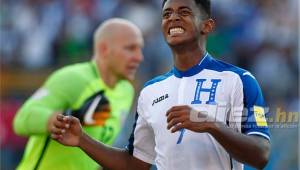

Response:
(144, 52), (209, 87)
(173, 52), (209, 78)
(127, 112), (139, 155)
(204, 54), (270, 140)
(143, 70), (173, 88)
(239, 74), (270, 140)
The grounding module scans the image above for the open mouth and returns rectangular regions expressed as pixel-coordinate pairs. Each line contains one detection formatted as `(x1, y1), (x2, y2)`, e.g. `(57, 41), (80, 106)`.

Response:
(168, 26), (185, 36)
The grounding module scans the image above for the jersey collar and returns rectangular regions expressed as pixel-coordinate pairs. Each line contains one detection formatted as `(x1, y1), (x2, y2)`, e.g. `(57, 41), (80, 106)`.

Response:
(91, 60), (101, 78)
(172, 52), (210, 78)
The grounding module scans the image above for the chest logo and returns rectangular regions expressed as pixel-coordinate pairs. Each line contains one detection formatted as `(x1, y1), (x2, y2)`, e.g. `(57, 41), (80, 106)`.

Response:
(152, 94), (169, 106)
(191, 79), (221, 105)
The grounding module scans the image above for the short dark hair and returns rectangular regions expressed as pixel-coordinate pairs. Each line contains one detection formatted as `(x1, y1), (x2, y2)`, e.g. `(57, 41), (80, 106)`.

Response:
(162, 0), (211, 18)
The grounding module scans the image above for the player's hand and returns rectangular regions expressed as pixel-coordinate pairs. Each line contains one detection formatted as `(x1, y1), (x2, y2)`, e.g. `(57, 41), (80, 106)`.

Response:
(47, 112), (60, 133)
(50, 114), (83, 147)
(166, 105), (216, 133)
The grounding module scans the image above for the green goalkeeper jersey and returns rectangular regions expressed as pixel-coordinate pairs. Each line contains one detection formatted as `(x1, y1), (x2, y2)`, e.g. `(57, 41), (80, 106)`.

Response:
(13, 61), (134, 170)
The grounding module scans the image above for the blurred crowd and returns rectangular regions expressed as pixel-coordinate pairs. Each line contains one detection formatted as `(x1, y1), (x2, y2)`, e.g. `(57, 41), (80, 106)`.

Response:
(0, 0), (299, 169)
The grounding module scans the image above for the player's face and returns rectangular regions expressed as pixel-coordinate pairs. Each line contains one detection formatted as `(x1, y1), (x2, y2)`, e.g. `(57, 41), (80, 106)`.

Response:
(108, 28), (144, 81)
(161, 0), (203, 46)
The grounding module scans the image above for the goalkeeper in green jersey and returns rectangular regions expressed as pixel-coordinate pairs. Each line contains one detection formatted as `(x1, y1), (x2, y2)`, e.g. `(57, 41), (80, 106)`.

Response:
(13, 18), (144, 170)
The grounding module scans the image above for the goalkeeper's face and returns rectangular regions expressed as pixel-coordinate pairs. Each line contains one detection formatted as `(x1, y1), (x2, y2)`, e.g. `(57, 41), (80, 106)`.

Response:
(108, 27), (144, 81)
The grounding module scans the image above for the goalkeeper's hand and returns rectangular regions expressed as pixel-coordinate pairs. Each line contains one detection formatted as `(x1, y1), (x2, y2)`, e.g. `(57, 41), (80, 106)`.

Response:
(63, 91), (111, 126)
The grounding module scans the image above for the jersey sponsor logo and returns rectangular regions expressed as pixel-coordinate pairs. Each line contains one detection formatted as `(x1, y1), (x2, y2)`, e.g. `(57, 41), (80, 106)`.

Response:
(253, 105), (267, 127)
(152, 94), (169, 106)
(191, 79), (221, 105)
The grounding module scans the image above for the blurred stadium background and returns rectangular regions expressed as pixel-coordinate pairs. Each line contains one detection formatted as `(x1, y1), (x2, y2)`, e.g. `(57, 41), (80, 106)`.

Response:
(0, 0), (299, 169)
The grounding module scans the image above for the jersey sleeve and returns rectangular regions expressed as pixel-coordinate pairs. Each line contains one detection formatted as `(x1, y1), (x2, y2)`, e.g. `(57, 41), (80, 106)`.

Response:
(127, 94), (156, 165)
(13, 67), (85, 136)
(234, 72), (270, 140)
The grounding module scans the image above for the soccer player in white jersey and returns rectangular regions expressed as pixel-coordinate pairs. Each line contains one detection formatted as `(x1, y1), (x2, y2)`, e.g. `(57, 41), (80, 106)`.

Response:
(50, 0), (270, 169)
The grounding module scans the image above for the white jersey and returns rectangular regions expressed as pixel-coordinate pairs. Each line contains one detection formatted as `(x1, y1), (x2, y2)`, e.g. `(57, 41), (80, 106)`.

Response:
(127, 53), (270, 170)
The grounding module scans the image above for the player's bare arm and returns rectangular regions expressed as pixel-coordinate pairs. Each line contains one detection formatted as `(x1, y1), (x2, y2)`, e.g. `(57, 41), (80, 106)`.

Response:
(51, 114), (151, 170)
(166, 105), (270, 169)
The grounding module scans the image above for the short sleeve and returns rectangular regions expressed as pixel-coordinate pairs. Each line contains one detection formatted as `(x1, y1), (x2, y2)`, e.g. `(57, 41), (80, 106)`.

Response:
(127, 95), (156, 164)
(234, 72), (270, 141)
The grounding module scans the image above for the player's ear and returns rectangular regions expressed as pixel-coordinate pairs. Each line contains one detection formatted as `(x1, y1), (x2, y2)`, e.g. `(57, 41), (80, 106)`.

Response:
(200, 19), (215, 35)
(98, 41), (109, 57)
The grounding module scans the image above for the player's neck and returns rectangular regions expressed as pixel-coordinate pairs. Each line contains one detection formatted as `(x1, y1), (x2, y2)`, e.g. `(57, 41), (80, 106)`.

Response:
(96, 58), (118, 89)
(171, 41), (206, 71)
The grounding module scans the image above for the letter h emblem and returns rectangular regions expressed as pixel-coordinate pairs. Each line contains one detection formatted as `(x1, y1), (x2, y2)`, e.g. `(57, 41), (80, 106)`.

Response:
(191, 79), (221, 105)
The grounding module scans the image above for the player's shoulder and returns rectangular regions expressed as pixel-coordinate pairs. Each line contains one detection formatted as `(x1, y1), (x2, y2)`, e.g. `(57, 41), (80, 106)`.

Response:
(46, 61), (93, 85)
(57, 61), (92, 74)
(208, 56), (257, 81)
(139, 70), (174, 100)
(53, 61), (92, 77)
(208, 57), (246, 75)
(209, 57), (261, 93)
(143, 70), (174, 89)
